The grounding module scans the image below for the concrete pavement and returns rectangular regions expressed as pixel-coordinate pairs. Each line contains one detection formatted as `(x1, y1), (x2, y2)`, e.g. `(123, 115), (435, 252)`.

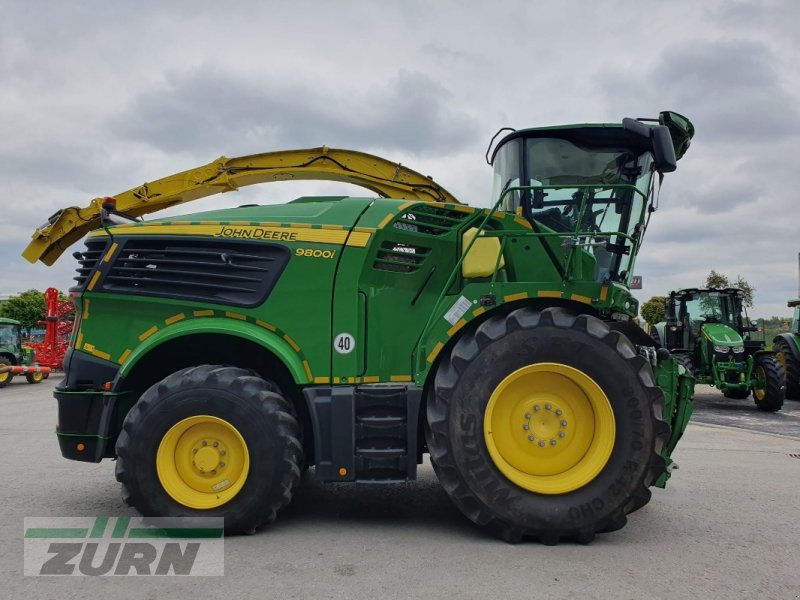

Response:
(1, 376), (798, 599)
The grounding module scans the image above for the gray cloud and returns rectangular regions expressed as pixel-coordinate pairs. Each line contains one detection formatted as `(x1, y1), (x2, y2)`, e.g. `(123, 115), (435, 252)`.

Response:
(599, 38), (800, 144)
(110, 69), (481, 157)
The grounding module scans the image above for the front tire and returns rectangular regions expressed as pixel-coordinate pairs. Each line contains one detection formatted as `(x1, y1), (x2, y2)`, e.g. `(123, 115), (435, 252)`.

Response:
(773, 338), (800, 399)
(426, 307), (669, 544)
(0, 359), (14, 388)
(752, 354), (785, 412)
(115, 365), (303, 533)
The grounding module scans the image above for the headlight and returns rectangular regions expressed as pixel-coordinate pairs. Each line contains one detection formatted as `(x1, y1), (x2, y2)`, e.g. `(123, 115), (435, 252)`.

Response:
(714, 345), (730, 353)
(733, 346), (745, 354)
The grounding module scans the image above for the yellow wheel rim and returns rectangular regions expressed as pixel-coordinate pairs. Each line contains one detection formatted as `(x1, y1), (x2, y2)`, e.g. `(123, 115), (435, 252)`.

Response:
(30, 371), (43, 383)
(753, 366), (766, 401)
(0, 370), (9, 384)
(484, 363), (615, 495)
(157, 415), (250, 509)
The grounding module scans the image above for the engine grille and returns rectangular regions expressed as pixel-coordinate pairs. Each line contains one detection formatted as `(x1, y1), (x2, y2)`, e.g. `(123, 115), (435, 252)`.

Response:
(393, 204), (470, 236)
(100, 237), (290, 307)
(373, 242), (430, 273)
(71, 240), (109, 290)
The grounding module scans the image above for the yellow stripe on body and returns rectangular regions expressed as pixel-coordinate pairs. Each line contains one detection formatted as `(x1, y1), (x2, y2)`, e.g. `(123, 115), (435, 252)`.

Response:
(139, 326), (158, 341)
(378, 214), (395, 229)
(504, 292), (529, 302)
(92, 224), (372, 247)
(165, 313), (186, 325)
(570, 294), (593, 305)
(427, 342), (444, 364)
(87, 271), (101, 291)
(82, 343), (111, 361)
(103, 242), (119, 263)
(447, 319), (467, 337)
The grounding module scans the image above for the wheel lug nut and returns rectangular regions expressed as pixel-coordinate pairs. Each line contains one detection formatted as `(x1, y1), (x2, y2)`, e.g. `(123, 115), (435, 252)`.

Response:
(559, 431), (566, 438)
(550, 439), (557, 446)
(555, 409), (562, 416)
(219, 462), (225, 468)
(561, 420), (568, 427)
(211, 470), (216, 476)
(220, 450), (226, 456)
(523, 424), (529, 430)
(528, 435), (535, 441)
(545, 403), (552, 410)
(192, 448), (198, 454)
(534, 405), (541, 412)
(202, 440), (207, 446)
(213, 441), (219, 448)
(538, 441), (546, 447)
(525, 412), (531, 419)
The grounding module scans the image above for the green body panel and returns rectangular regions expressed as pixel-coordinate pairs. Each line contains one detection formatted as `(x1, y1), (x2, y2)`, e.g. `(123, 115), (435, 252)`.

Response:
(700, 322), (744, 347)
(653, 355), (694, 486)
(75, 195), (644, 387)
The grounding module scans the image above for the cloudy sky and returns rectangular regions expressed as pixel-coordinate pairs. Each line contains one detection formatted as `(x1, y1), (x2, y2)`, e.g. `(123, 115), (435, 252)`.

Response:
(1, 0), (798, 318)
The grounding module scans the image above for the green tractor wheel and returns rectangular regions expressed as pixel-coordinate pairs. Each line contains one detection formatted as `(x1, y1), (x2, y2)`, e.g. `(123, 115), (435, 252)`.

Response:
(0, 359), (13, 388)
(427, 307), (669, 545)
(751, 354), (785, 412)
(115, 365), (303, 534)
(773, 339), (800, 400)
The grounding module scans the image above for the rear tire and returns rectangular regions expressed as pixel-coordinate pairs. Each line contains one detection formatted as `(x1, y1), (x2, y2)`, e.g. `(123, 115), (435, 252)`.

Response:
(426, 307), (669, 544)
(26, 371), (44, 384)
(752, 354), (785, 412)
(115, 365), (303, 533)
(773, 338), (800, 400)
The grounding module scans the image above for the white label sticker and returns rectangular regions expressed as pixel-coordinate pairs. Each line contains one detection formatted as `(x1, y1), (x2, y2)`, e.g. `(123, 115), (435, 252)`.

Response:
(444, 296), (472, 325)
(334, 333), (355, 354)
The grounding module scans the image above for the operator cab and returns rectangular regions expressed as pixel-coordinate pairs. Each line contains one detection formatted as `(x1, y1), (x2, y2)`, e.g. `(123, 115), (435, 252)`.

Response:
(489, 112), (692, 285)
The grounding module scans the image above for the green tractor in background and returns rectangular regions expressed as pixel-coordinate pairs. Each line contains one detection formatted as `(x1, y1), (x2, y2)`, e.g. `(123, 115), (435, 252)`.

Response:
(0, 317), (49, 387)
(773, 298), (800, 399)
(652, 288), (785, 411)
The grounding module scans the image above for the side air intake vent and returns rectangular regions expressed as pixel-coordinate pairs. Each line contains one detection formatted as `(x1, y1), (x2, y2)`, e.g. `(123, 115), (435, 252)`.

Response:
(102, 237), (290, 307)
(373, 241), (430, 273)
(71, 239), (108, 291)
(393, 204), (469, 236)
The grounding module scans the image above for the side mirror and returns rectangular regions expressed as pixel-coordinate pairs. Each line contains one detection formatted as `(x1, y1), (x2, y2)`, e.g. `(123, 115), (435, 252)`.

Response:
(665, 296), (678, 325)
(651, 126), (677, 173)
(622, 118), (678, 173)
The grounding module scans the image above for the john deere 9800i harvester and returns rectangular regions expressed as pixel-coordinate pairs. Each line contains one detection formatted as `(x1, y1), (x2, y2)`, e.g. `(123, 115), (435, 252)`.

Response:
(24, 111), (695, 544)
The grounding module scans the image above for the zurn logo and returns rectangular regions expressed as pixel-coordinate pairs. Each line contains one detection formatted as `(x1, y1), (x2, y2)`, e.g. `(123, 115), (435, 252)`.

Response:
(24, 517), (224, 576)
